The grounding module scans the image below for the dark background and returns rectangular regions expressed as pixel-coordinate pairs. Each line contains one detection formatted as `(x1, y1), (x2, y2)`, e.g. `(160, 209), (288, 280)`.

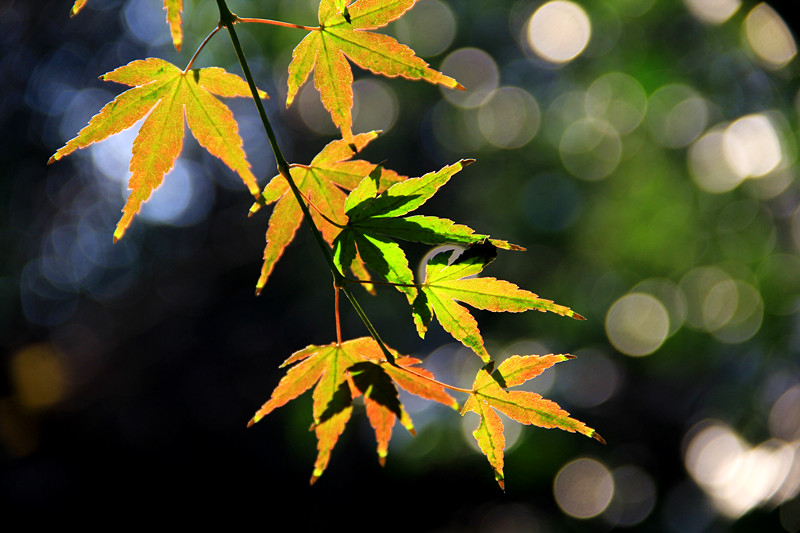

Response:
(3, 0), (800, 530)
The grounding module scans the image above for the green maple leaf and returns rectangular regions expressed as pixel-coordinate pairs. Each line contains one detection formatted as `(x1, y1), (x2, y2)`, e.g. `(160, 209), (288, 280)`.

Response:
(48, 58), (266, 242)
(334, 159), (522, 304)
(249, 132), (406, 294)
(462, 355), (605, 489)
(70, 1), (184, 51)
(248, 337), (457, 483)
(286, 0), (463, 140)
(413, 244), (585, 363)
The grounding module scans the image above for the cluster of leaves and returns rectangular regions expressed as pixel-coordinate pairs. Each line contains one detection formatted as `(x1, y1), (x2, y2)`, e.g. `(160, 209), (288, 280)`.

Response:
(55, 0), (602, 488)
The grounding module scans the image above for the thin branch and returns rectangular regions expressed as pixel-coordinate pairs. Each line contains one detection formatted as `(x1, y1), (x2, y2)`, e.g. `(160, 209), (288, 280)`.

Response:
(334, 285), (342, 346)
(235, 16), (319, 32)
(215, 0), (397, 365)
(183, 24), (222, 73)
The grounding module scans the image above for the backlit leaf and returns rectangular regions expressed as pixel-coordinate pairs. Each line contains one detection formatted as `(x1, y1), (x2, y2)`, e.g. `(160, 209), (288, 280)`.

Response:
(334, 161), (523, 304)
(286, 0), (463, 140)
(340, 160), (521, 248)
(463, 355), (604, 488)
(248, 337), (457, 483)
(49, 58), (266, 242)
(414, 245), (585, 362)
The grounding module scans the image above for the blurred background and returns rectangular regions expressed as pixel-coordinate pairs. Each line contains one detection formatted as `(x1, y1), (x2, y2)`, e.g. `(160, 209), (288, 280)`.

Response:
(2, 0), (800, 529)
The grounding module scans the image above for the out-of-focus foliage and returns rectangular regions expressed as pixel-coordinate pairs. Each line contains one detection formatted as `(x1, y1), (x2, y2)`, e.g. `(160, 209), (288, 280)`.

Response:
(3, 0), (800, 530)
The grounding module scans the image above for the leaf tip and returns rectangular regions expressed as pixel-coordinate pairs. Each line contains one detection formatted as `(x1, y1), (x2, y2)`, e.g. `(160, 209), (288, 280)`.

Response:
(47, 155), (57, 165)
(112, 223), (126, 243)
(310, 465), (325, 485)
(249, 195), (266, 215)
(572, 311), (586, 321)
(247, 417), (257, 428)
(593, 432), (607, 445)
(255, 285), (264, 297)
(462, 158), (476, 167)
(564, 354), (577, 360)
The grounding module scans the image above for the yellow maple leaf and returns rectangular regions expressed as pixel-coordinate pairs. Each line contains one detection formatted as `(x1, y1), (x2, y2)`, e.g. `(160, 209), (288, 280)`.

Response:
(49, 57), (267, 242)
(287, 0), (463, 141)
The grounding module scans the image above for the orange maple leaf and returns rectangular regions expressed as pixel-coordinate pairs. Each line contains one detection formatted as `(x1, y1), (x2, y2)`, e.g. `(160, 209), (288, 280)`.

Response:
(286, 0), (463, 140)
(462, 355), (605, 489)
(49, 57), (266, 242)
(248, 337), (458, 483)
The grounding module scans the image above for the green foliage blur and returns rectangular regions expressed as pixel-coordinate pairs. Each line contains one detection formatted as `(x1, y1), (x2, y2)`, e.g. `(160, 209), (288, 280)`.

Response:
(2, 0), (800, 530)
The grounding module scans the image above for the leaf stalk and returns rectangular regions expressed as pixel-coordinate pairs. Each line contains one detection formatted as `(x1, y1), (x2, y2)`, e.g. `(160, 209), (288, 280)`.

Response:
(183, 24), (222, 73)
(235, 17), (319, 32)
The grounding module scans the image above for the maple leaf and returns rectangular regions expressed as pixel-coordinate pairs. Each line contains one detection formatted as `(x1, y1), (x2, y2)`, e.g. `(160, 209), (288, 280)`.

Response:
(249, 131), (406, 294)
(413, 244), (585, 363)
(462, 355), (605, 489)
(49, 58), (266, 242)
(334, 159), (522, 304)
(70, 1), (184, 51)
(286, 0), (463, 140)
(248, 337), (457, 483)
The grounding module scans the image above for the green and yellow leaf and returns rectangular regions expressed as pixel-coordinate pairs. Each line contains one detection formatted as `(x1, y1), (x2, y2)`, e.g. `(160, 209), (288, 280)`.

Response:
(334, 160), (523, 304)
(414, 245), (584, 362)
(340, 159), (521, 248)
(49, 58), (266, 242)
(286, 0), (463, 140)
(463, 355), (604, 488)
